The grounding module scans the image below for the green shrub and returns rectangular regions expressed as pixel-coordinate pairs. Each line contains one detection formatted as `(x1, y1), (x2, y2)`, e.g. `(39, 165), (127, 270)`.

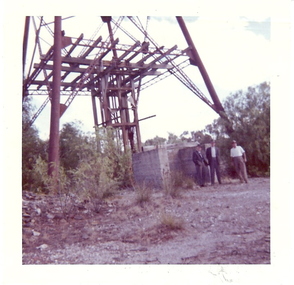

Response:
(28, 156), (51, 193)
(70, 156), (119, 212)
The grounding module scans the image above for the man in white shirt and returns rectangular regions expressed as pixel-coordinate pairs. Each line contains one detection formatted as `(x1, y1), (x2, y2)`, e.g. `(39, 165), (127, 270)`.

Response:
(230, 140), (248, 183)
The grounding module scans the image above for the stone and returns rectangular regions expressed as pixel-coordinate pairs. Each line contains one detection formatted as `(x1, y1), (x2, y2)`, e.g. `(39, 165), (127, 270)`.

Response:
(47, 213), (55, 219)
(36, 244), (48, 250)
(32, 230), (41, 236)
(35, 208), (41, 215)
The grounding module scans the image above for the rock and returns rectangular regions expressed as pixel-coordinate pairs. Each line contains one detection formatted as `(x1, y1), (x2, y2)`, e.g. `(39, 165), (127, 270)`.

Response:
(74, 215), (83, 220)
(32, 230), (41, 236)
(47, 213), (55, 219)
(82, 233), (89, 240)
(22, 212), (31, 224)
(23, 228), (32, 235)
(53, 213), (63, 220)
(36, 244), (48, 250)
(23, 192), (36, 200)
(77, 204), (86, 211)
(35, 208), (41, 215)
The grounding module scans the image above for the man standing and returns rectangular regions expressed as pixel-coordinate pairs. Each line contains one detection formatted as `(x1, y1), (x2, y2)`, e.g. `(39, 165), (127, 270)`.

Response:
(192, 144), (207, 187)
(230, 140), (248, 183)
(206, 140), (222, 185)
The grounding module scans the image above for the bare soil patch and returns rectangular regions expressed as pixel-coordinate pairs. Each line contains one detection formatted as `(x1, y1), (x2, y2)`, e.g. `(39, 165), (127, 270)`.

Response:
(22, 177), (270, 264)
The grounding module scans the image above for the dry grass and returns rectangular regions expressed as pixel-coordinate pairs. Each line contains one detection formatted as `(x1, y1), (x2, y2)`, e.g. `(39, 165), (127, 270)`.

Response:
(134, 183), (152, 205)
(163, 171), (195, 198)
(160, 213), (184, 231)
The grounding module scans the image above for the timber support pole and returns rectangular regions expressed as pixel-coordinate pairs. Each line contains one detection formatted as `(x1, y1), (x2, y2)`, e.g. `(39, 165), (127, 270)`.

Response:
(176, 16), (224, 113)
(48, 16), (62, 185)
(176, 16), (234, 134)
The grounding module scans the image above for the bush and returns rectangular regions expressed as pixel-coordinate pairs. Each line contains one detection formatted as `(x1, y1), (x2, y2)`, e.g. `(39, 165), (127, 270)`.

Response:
(22, 98), (48, 191)
(160, 213), (184, 231)
(27, 156), (51, 193)
(70, 156), (120, 212)
(171, 171), (194, 190)
(134, 182), (152, 205)
(23, 122), (134, 215)
(204, 82), (270, 177)
(162, 170), (195, 198)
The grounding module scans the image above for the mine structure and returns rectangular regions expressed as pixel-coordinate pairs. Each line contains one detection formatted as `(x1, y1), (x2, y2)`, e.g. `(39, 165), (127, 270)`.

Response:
(23, 16), (228, 176)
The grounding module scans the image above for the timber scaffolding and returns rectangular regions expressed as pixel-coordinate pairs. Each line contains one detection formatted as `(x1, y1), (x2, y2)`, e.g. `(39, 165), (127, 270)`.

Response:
(23, 16), (229, 155)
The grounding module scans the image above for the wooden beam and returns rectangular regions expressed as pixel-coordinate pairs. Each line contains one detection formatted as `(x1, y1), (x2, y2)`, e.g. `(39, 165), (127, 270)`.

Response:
(65, 33), (84, 56)
(80, 36), (102, 57)
(34, 62), (172, 72)
(24, 46), (54, 87)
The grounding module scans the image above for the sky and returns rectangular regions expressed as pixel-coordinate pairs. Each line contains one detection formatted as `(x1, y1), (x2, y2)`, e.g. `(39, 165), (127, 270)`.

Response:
(24, 10), (273, 142)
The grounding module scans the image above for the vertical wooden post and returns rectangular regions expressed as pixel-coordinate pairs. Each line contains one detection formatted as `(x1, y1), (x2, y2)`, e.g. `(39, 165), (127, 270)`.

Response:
(48, 16), (62, 187)
(23, 17), (30, 76)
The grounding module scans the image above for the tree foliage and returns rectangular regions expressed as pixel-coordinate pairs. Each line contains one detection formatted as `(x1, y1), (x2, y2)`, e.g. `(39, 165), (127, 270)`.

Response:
(22, 97), (47, 191)
(167, 133), (181, 144)
(22, 114), (133, 194)
(22, 82), (270, 194)
(59, 121), (87, 171)
(144, 135), (166, 146)
(205, 82), (270, 176)
(143, 82), (270, 177)
(190, 131), (212, 144)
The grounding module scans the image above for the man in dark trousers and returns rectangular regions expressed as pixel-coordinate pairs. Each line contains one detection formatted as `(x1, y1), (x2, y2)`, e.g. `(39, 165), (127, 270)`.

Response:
(230, 140), (248, 183)
(206, 140), (222, 185)
(192, 144), (208, 187)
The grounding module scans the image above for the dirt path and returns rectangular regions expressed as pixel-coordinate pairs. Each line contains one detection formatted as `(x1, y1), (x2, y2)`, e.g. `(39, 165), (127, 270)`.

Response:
(22, 177), (270, 264)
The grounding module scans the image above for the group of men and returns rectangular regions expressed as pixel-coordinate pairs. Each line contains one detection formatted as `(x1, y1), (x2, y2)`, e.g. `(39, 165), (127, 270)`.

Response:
(192, 139), (248, 187)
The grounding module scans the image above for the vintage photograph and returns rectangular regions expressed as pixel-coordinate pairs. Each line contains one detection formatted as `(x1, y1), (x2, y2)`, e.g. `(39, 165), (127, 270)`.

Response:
(1, 0), (293, 284)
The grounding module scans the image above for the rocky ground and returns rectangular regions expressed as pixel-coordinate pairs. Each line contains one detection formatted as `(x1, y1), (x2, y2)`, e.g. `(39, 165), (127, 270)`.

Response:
(22, 177), (270, 264)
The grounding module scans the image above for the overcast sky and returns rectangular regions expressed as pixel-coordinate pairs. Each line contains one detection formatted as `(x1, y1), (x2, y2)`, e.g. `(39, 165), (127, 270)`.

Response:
(28, 12), (272, 142)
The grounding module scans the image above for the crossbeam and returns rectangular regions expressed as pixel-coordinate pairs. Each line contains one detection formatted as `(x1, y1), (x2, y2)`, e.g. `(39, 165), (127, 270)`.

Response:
(23, 16), (228, 154)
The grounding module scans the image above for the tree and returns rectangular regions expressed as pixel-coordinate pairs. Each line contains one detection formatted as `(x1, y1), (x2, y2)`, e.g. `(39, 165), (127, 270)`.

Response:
(180, 131), (194, 142)
(205, 82), (270, 176)
(59, 121), (87, 171)
(166, 132), (181, 144)
(22, 97), (47, 191)
(191, 130), (212, 144)
(144, 135), (167, 146)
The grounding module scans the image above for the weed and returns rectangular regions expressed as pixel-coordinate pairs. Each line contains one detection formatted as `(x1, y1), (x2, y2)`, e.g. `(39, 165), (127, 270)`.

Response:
(31, 157), (77, 219)
(70, 158), (119, 213)
(134, 182), (151, 205)
(160, 212), (184, 231)
(162, 170), (183, 198)
(30, 156), (52, 193)
(162, 170), (196, 197)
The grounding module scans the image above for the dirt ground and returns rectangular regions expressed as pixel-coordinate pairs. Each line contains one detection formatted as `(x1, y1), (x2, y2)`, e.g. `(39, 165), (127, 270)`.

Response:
(22, 177), (270, 264)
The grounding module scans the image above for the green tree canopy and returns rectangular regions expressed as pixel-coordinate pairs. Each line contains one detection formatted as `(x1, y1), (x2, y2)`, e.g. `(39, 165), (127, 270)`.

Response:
(144, 135), (167, 146)
(166, 132), (181, 144)
(205, 81), (270, 176)
(59, 121), (89, 171)
(22, 97), (47, 190)
(190, 130), (212, 144)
